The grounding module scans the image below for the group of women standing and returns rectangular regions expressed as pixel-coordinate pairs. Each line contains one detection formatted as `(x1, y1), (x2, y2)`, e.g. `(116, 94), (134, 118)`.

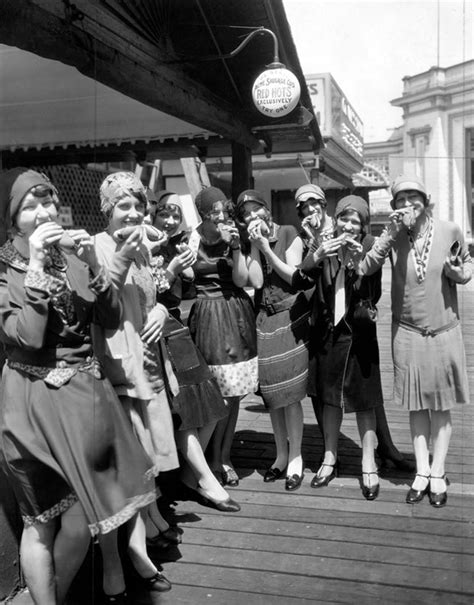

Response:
(0, 168), (471, 604)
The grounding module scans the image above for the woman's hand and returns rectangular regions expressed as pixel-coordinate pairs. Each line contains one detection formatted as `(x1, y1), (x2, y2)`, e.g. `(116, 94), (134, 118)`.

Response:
(343, 236), (364, 266)
(301, 214), (322, 241)
(29, 222), (64, 269)
(312, 237), (342, 264)
(387, 207), (414, 235)
(227, 225), (241, 250)
(116, 227), (144, 259)
(443, 257), (469, 284)
(169, 244), (196, 275)
(141, 304), (167, 344)
(248, 220), (271, 254)
(66, 229), (101, 272)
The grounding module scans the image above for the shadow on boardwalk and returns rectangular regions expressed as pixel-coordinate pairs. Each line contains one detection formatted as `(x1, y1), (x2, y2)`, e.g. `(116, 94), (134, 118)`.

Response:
(7, 267), (474, 604)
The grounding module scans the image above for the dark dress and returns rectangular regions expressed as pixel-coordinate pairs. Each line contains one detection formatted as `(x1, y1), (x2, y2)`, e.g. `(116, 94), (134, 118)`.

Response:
(254, 224), (310, 409)
(0, 242), (156, 535)
(295, 233), (384, 413)
(187, 238), (258, 398)
(153, 232), (229, 430)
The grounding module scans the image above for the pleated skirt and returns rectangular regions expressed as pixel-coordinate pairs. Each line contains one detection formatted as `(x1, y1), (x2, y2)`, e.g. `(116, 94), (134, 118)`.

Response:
(392, 322), (470, 411)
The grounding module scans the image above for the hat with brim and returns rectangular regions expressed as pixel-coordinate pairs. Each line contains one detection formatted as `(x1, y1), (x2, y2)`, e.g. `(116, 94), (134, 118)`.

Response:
(235, 189), (268, 216)
(295, 184), (326, 207)
(390, 175), (428, 208)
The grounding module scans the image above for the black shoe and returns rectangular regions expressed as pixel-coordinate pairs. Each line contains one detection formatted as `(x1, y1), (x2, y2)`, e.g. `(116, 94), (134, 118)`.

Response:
(263, 467), (285, 483)
(146, 525), (182, 548)
(137, 571), (172, 593)
(103, 591), (129, 605)
(406, 473), (430, 504)
(222, 467), (240, 487)
(285, 473), (304, 491)
(429, 474), (449, 508)
(376, 446), (415, 472)
(310, 462), (337, 488)
(362, 471), (380, 501)
(196, 487), (241, 512)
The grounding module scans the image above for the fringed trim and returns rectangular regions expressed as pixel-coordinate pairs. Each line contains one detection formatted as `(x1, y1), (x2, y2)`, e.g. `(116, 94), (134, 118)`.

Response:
(88, 490), (157, 536)
(22, 492), (78, 527)
(144, 463), (161, 481)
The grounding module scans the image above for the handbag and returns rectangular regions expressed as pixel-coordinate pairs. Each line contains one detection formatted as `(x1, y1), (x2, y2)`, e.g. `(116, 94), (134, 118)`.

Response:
(352, 277), (378, 328)
(163, 325), (200, 372)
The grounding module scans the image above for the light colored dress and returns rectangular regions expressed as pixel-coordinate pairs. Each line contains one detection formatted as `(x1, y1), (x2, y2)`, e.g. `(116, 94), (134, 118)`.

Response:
(362, 218), (471, 411)
(94, 231), (179, 472)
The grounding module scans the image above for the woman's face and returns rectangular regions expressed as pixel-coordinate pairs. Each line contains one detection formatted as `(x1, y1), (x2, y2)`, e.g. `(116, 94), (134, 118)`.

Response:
(205, 200), (230, 225)
(153, 203), (182, 237)
(336, 210), (362, 239)
(393, 190), (426, 221)
(108, 193), (146, 233)
(15, 185), (58, 237)
(240, 201), (269, 227)
(299, 199), (324, 229)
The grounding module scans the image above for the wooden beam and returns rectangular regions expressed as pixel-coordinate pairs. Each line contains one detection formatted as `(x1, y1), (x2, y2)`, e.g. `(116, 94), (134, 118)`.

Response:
(0, 0), (260, 150)
(231, 142), (253, 202)
(180, 157), (211, 199)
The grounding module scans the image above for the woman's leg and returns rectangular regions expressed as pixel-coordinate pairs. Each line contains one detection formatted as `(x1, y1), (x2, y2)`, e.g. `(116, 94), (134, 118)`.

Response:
(356, 409), (378, 489)
(318, 405), (343, 476)
(177, 428), (230, 501)
(311, 395), (325, 448)
(197, 421), (218, 453)
(20, 520), (57, 604)
(220, 396), (241, 472)
(146, 499), (171, 537)
(268, 407), (289, 471)
(409, 409), (432, 490)
(284, 401), (304, 476)
(430, 410), (452, 493)
(53, 502), (91, 604)
(98, 530), (126, 597)
(127, 511), (164, 577)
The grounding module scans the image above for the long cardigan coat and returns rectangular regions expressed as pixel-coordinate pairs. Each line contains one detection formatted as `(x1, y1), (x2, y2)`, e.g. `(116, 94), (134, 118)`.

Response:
(294, 234), (384, 413)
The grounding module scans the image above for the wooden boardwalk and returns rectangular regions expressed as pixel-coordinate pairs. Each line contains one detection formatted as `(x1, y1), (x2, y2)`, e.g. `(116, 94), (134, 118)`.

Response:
(8, 266), (474, 604)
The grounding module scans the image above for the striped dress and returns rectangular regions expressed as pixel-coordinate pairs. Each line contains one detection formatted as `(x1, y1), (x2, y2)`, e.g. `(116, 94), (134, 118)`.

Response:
(254, 225), (310, 409)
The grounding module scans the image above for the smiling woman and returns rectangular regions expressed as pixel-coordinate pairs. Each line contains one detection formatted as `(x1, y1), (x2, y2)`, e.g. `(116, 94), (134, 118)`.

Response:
(0, 168), (157, 604)
(93, 171), (178, 598)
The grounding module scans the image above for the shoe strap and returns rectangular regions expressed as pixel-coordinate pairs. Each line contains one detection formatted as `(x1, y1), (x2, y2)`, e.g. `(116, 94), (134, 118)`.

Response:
(415, 473), (430, 479)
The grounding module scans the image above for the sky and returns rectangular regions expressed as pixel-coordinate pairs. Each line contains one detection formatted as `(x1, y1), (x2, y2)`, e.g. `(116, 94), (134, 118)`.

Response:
(283, 0), (473, 142)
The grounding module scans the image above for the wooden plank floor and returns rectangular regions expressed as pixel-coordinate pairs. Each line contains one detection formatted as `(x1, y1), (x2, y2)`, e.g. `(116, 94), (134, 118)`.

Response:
(7, 266), (474, 604)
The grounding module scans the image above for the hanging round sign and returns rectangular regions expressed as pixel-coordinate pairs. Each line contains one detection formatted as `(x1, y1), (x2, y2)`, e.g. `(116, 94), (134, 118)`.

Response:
(252, 66), (301, 118)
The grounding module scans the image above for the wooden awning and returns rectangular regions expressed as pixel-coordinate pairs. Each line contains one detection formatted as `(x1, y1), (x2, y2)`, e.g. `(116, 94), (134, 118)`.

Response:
(0, 0), (323, 167)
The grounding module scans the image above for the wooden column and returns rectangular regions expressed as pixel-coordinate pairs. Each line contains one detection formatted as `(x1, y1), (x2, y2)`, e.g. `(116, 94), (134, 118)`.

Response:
(231, 142), (253, 203)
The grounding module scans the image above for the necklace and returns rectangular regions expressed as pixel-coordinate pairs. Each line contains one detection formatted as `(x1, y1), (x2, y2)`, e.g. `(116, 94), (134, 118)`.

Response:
(408, 217), (433, 282)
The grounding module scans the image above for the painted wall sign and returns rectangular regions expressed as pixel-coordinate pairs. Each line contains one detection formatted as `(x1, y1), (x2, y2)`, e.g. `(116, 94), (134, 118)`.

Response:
(252, 67), (301, 118)
(307, 73), (364, 161)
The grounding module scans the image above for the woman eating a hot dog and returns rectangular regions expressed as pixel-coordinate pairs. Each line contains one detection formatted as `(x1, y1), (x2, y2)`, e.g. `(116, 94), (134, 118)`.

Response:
(0, 168), (159, 604)
(93, 171), (180, 598)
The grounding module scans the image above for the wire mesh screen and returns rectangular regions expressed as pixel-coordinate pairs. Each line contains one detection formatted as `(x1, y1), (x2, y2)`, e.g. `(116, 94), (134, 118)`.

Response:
(36, 165), (108, 234)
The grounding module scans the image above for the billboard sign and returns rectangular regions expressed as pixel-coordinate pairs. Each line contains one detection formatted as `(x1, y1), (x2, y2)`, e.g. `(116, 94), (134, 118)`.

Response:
(306, 73), (364, 162)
